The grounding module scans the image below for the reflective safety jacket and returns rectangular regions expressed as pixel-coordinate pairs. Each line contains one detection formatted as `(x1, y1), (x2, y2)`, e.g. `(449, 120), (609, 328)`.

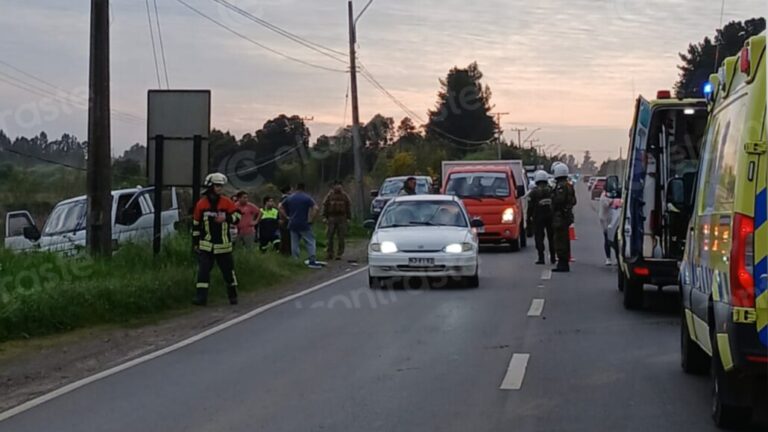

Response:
(193, 194), (241, 254)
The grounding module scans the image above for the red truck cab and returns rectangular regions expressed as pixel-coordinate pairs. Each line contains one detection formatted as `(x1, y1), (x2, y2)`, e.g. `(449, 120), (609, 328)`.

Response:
(441, 166), (526, 251)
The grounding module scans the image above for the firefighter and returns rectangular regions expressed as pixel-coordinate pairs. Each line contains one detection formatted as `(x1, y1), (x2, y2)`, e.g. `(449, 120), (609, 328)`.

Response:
(192, 173), (241, 306)
(551, 163), (577, 272)
(527, 170), (555, 265)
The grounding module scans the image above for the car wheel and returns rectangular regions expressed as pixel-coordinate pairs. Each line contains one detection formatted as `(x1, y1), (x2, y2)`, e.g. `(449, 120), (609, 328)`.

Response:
(520, 225), (527, 248)
(711, 338), (753, 429)
(509, 237), (521, 252)
(681, 309), (709, 375)
(617, 266), (625, 292)
(368, 276), (382, 290)
(623, 275), (643, 310)
(464, 271), (480, 288)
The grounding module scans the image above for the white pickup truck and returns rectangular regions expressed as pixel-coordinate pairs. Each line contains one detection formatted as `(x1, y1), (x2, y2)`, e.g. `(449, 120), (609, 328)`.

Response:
(4, 187), (179, 254)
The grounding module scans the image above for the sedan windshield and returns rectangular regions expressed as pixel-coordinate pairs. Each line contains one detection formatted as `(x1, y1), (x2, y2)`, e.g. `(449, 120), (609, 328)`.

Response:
(379, 179), (430, 197)
(42, 200), (86, 236)
(445, 172), (510, 198)
(379, 201), (467, 228)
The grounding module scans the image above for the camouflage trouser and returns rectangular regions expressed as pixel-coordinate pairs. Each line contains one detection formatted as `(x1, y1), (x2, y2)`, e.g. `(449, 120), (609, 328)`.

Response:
(326, 217), (348, 258)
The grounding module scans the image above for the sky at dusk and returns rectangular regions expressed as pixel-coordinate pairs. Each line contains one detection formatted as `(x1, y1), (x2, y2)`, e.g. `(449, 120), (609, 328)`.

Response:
(0, 0), (765, 162)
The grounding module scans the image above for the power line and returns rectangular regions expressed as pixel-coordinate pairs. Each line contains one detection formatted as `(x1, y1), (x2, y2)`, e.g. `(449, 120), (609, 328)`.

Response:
(153, 0), (171, 88)
(145, 0), (163, 88)
(174, 0), (348, 73)
(0, 147), (86, 171)
(210, 0), (347, 64)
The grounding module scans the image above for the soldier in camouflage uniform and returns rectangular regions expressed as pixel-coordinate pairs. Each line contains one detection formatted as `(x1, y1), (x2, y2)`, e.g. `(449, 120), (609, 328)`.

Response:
(551, 163), (577, 272)
(527, 170), (556, 265)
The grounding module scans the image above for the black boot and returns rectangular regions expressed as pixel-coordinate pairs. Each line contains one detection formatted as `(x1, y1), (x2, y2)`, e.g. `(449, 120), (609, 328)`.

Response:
(535, 254), (545, 265)
(227, 285), (239, 305)
(192, 288), (208, 306)
(552, 264), (570, 273)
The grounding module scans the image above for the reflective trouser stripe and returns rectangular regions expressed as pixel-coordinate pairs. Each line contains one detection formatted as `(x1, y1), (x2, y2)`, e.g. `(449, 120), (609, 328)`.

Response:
(717, 334), (734, 371)
(204, 219), (212, 241)
(196, 283), (209, 289)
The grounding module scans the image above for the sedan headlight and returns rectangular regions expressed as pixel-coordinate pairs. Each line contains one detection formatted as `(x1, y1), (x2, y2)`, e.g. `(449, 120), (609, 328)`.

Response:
(444, 243), (473, 253)
(502, 208), (516, 223)
(371, 241), (398, 254)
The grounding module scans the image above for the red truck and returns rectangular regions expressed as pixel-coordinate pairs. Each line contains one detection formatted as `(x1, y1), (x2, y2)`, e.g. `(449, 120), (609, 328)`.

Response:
(441, 161), (528, 251)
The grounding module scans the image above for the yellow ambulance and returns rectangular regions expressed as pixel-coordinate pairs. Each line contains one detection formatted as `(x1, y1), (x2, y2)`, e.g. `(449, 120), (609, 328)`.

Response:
(678, 33), (766, 428)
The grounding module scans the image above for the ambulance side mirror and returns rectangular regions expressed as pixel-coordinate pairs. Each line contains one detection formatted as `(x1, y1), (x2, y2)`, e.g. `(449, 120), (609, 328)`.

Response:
(605, 176), (620, 196)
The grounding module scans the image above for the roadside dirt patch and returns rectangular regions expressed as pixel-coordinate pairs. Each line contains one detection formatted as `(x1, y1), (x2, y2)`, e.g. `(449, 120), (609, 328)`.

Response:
(0, 242), (367, 413)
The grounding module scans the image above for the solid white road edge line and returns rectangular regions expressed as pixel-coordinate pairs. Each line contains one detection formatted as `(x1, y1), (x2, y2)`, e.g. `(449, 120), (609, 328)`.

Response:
(500, 353), (531, 390)
(527, 299), (545, 317)
(0, 266), (370, 423)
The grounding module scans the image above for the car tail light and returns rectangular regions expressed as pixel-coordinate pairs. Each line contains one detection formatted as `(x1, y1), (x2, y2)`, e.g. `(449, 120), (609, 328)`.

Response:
(634, 267), (650, 277)
(746, 355), (768, 363)
(730, 213), (755, 308)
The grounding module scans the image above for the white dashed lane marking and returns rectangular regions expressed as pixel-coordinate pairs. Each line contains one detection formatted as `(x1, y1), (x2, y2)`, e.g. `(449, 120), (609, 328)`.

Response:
(527, 299), (545, 317)
(541, 270), (552, 280)
(500, 354), (531, 390)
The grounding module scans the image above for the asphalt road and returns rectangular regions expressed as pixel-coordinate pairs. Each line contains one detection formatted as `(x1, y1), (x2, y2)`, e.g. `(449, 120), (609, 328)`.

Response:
(1, 186), (766, 432)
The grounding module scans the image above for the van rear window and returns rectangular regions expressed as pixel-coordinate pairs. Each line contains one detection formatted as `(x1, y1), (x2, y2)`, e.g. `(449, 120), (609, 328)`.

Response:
(446, 172), (510, 198)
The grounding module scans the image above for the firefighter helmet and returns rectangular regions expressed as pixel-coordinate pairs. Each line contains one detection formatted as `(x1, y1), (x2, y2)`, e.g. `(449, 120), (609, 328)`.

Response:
(204, 173), (228, 187)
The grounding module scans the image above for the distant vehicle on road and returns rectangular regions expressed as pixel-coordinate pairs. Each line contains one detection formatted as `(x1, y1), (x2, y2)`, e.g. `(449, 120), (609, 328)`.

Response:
(591, 177), (607, 200)
(369, 176), (433, 218)
(616, 90), (709, 310)
(441, 160), (527, 251)
(587, 176), (600, 191)
(4, 187), (179, 255)
(678, 35), (767, 430)
(365, 195), (482, 289)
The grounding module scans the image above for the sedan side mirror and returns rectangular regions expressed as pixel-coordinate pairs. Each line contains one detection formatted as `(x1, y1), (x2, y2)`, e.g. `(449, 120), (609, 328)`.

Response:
(363, 219), (376, 230)
(370, 190), (379, 198)
(516, 185), (526, 198)
(470, 219), (485, 228)
(23, 225), (41, 241)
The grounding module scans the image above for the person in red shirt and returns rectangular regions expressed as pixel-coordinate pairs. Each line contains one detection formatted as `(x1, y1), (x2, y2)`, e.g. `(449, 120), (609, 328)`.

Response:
(192, 173), (241, 306)
(234, 191), (260, 249)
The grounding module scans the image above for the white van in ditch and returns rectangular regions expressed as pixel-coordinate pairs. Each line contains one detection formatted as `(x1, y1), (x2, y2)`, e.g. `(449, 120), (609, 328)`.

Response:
(4, 187), (179, 254)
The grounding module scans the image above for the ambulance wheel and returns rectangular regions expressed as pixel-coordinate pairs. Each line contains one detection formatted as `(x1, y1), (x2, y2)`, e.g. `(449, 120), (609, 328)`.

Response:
(680, 310), (709, 375)
(623, 276), (643, 310)
(509, 237), (521, 252)
(617, 267), (625, 292)
(712, 339), (753, 429)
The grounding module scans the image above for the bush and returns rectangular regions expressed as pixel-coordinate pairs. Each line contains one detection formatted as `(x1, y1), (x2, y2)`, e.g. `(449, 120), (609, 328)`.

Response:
(0, 235), (308, 342)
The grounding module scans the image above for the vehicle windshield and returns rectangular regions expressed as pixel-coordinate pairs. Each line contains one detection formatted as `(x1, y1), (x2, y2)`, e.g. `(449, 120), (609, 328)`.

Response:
(445, 172), (510, 198)
(379, 178), (430, 197)
(378, 201), (467, 228)
(42, 200), (86, 236)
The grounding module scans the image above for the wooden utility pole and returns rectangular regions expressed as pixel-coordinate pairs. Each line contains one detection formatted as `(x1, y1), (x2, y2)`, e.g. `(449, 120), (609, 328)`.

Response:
(348, 0), (365, 219)
(509, 127), (527, 149)
(86, 0), (113, 256)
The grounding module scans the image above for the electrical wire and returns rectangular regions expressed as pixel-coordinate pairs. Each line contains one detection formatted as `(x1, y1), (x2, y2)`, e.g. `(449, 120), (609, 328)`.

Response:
(210, 0), (347, 63)
(153, 0), (171, 88)
(145, 0), (163, 88)
(174, 0), (348, 73)
(0, 147), (86, 171)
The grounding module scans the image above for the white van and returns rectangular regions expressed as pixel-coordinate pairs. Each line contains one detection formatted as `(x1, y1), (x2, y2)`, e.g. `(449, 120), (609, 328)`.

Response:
(4, 187), (179, 254)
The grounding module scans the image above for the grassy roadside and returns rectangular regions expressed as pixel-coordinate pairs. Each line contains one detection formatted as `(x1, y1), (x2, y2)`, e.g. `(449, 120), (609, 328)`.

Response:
(0, 236), (311, 342)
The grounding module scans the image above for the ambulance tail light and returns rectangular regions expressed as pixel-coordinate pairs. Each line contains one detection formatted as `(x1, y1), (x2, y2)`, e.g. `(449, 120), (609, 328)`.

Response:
(730, 213), (755, 308)
(739, 47), (750, 74)
(657, 90), (672, 99)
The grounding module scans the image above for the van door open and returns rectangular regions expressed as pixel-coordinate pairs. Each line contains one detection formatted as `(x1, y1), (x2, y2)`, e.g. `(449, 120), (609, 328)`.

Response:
(4, 211), (38, 251)
(623, 97), (651, 260)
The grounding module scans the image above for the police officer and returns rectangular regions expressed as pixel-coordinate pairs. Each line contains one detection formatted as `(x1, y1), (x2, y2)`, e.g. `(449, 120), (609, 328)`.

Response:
(551, 163), (577, 272)
(527, 170), (555, 265)
(192, 173), (242, 306)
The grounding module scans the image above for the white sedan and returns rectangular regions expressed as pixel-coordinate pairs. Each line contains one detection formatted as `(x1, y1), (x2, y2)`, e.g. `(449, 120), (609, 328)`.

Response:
(364, 195), (483, 289)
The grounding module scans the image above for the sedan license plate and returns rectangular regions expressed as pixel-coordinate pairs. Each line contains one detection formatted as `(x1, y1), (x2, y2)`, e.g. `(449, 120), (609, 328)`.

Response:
(409, 257), (435, 267)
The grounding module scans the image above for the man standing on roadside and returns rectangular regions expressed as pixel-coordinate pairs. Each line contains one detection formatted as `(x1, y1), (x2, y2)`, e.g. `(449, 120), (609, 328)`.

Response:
(322, 180), (352, 261)
(278, 186), (292, 256)
(551, 163), (577, 272)
(234, 191), (260, 249)
(280, 183), (322, 269)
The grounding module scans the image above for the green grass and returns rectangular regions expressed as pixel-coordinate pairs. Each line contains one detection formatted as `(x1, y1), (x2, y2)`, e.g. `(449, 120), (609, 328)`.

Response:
(0, 236), (308, 342)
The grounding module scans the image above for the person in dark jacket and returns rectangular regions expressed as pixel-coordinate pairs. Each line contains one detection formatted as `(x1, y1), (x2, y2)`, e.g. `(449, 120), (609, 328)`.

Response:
(322, 180), (352, 260)
(527, 170), (555, 265)
(192, 173), (241, 306)
(551, 163), (577, 272)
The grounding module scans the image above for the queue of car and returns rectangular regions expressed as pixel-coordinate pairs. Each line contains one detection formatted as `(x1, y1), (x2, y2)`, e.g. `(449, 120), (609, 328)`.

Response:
(615, 33), (766, 429)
